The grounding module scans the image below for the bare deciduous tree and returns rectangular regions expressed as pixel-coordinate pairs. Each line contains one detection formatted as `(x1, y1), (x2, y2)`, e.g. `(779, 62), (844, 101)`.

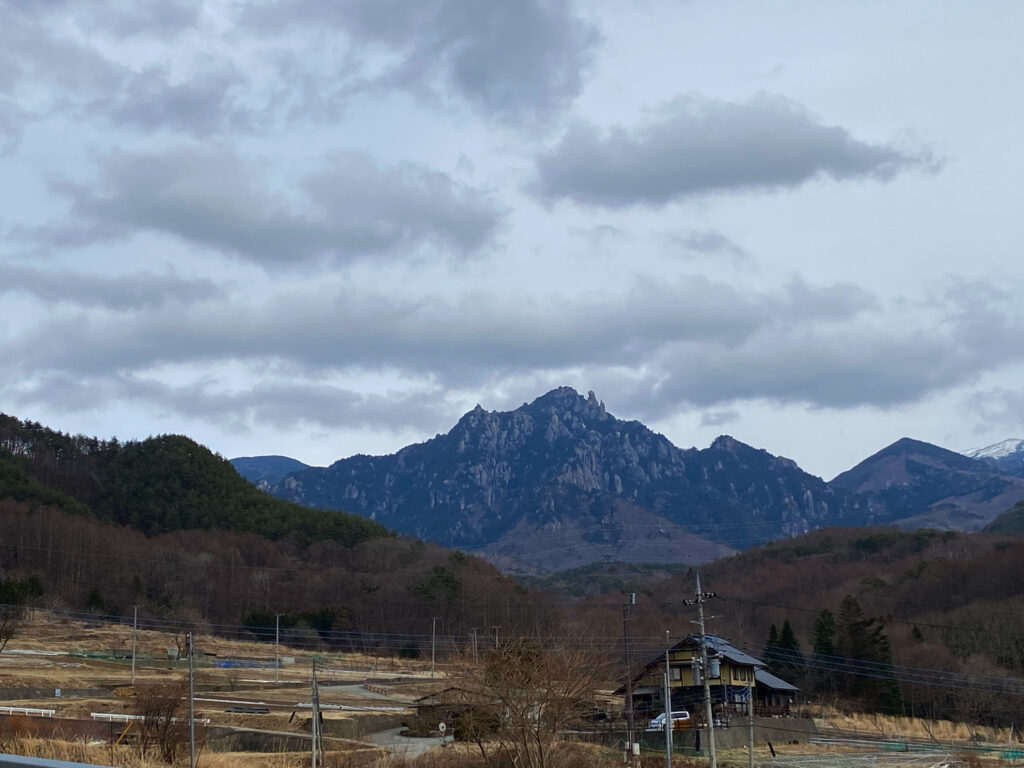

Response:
(452, 634), (613, 768)
(133, 680), (190, 764)
(0, 605), (24, 654)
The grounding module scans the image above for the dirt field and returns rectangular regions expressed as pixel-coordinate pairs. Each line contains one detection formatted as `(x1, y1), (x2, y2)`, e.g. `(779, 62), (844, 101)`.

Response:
(0, 613), (437, 766)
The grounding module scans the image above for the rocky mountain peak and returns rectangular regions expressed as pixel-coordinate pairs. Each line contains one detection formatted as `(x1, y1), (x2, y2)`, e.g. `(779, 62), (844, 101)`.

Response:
(264, 388), (865, 564)
(709, 435), (743, 453)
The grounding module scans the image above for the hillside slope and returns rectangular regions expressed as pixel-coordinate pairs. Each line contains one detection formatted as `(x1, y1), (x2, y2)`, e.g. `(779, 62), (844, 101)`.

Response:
(609, 526), (1024, 726)
(0, 414), (387, 547)
(0, 413), (539, 638)
(984, 500), (1024, 533)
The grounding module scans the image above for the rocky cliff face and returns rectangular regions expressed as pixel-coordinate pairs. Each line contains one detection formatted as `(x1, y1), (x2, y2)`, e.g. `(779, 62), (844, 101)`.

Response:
(268, 387), (863, 567)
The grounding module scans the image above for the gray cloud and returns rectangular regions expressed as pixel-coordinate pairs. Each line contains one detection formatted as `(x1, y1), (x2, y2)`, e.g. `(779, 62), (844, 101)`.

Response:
(0, 277), (880, 400)
(1, 0), (203, 39)
(0, 275), (797, 380)
(43, 147), (501, 265)
(72, 1), (203, 38)
(778, 280), (878, 323)
(244, 0), (600, 121)
(655, 331), (975, 411)
(700, 410), (740, 427)
(0, 264), (224, 310)
(107, 65), (252, 137)
(572, 224), (626, 248)
(10, 374), (445, 435)
(0, 5), (126, 99)
(0, 97), (26, 151)
(663, 229), (749, 264)
(2, 275), (1018, 433)
(621, 289), (1024, 421)
(966, 388), (1024, 433)
(532, 94), (939, 207)
(0, 3), (260, 138)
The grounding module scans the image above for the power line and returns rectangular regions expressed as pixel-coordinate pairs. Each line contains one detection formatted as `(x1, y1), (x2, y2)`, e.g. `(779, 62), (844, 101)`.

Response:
(13, 601), (1024, 698)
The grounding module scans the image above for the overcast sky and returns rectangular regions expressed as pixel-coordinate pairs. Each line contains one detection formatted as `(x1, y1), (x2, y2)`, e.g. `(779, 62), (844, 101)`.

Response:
(2, 0), (1022, 480)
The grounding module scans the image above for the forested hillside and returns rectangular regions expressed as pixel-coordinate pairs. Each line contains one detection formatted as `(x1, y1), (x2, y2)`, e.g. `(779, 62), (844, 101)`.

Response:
(984, 500), (1024, 533)
(0, 499), (547, 643)
(0, 414), (385, 546)
(562, 527), (1024, 726)
(0, 412), (548, 643)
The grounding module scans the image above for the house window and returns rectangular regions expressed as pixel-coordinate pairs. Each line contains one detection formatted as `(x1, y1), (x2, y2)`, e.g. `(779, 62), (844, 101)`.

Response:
(672, 667), (681, 680)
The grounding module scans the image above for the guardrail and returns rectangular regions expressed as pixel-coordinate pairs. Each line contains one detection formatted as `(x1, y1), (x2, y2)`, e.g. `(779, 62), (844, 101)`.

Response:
(90, 712), (211, 725)
(0, 706), (55, 717)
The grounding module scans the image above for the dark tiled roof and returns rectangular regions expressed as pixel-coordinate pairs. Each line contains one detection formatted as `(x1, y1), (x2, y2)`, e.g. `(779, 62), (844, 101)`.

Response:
(755, 669), (798, 692)
(700, 634), (763, 667)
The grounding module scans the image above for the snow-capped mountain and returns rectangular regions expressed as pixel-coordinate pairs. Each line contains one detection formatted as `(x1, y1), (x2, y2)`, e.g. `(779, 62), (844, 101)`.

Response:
(963, 439), (1024, 477)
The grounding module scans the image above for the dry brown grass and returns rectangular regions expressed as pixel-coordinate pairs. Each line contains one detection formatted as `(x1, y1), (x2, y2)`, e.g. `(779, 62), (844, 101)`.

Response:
(0, 737), (150, 767)
(817, 708), (1015, 744)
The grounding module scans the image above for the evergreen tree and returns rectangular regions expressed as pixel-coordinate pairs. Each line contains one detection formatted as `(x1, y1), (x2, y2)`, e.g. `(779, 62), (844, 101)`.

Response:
(813, 610), (836, 657)
(835, 595), (902, 713)
(777, 619), (804, 669)
(811, 609), (837, 697)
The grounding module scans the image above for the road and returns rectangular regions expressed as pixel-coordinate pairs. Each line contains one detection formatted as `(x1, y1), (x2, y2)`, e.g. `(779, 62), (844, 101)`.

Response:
(365, 727), (446, 759)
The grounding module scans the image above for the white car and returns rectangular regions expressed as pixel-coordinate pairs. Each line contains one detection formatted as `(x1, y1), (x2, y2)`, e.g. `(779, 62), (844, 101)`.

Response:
(646, 710), (691, 731)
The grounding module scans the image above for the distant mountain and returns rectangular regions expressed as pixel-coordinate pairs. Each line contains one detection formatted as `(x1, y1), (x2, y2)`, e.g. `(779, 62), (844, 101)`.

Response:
(267, 387), (866, 570)
(832, 437), (1024, 531)
(963, 439), (1024, 478)
(231, 455), (312, 486)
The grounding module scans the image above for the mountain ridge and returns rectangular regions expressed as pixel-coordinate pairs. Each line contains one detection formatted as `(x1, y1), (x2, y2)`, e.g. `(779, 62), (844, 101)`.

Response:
(833, 435), (1024, 531)
(246, 388), (1024, 571)
(266, 387), (864, 569)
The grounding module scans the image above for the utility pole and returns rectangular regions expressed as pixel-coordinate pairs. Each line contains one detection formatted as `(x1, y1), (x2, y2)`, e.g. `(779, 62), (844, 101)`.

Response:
(748, 673), (755, 768)
(431, 617), (440, 679)
(695, 572), (717, 768)
(275, 613), (282, 685)
(623, 592), (637, 767)
(311, 660), (320, 768)
(664, 629), (673, 768)
(130, 605), (140, 686)
(187, 631), (196, 768)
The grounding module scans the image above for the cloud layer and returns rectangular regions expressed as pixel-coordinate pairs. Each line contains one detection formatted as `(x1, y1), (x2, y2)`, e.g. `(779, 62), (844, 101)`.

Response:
(0, 1), (1019, 478)
(0, 265), (223, 309)
(4, 273), (1019, 436)
(42, 147), (501, 265)
(533, 95), (938, 206)
(244, 0), (601, 121)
